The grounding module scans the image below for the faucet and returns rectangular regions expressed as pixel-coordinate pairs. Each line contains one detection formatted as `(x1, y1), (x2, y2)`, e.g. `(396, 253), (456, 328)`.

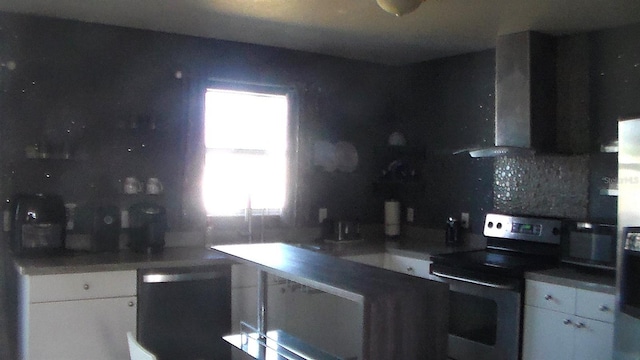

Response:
(242, 205), (267, 243)
(244, 205), (253, 243)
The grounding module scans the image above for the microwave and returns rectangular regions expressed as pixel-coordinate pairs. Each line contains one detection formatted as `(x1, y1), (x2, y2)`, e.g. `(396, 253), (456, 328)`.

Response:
(561, 221), (616, 270)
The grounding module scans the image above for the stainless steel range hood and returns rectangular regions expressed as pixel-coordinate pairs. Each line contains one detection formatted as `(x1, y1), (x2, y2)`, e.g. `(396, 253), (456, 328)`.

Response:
(466, 31), (556, 158)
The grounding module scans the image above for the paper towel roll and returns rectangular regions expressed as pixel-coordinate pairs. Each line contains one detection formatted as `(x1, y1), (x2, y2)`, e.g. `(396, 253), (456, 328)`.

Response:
(384, 200), (401, 236)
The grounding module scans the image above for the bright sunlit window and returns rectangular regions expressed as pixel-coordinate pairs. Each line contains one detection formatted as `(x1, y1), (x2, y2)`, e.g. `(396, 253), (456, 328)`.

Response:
(203, 87), (289, 216)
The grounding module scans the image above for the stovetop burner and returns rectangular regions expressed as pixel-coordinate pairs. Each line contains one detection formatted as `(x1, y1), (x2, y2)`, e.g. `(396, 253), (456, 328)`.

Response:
(431, 248), (558, 279)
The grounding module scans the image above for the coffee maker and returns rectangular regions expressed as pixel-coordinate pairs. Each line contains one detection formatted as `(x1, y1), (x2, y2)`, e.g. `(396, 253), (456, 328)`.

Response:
(128, 202), (167, 254)
(10, 193), (66, 255)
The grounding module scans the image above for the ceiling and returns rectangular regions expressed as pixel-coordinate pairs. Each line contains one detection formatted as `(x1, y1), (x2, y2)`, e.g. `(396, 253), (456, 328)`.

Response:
(1, 0), (640, 65)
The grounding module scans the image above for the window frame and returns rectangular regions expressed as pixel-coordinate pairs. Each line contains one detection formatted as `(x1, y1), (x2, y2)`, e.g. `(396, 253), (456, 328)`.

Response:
(182, 79), (299, 228)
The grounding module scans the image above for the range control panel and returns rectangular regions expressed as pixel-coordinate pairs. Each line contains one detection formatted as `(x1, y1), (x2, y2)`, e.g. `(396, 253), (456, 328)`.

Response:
(483, 213), (562, 244)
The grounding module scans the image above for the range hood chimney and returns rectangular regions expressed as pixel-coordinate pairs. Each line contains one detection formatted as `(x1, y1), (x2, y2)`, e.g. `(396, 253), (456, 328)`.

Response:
(468, 31), (556, 158)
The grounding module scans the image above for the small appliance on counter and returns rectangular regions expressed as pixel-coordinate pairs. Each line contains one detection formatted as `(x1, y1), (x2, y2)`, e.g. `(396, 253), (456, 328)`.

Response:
(337, 220), (361, 241)
(89, 205), (121, 252)
(560, 219), (616, 271)
(9, 193), (66, 255)
(128, 202), (167, 254)
(320, 219), (362, 243)
(445, 216), (462, 245)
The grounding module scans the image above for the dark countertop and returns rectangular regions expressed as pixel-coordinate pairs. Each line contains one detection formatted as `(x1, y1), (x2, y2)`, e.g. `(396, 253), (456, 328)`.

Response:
(13, 247), (234, 275)
(525, 267), (616, 294)
(11, 235), (484, 276)
(214, 242), (449, 360)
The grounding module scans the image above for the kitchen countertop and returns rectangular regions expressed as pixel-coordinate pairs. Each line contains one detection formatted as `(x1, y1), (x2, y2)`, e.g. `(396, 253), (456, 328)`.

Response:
(12, 236), (484, 276)
(525, 267), (616, 294)
(214, 242), (449, 360)
(13, 247), (235, 275)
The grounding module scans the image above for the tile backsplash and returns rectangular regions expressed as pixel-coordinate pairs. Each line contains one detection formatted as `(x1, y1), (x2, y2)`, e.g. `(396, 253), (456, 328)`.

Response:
(494, 155), (589, 219)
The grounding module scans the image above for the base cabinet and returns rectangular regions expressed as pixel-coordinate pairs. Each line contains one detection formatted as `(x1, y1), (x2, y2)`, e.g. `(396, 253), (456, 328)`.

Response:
(28, 296), (137, 360)
(17, 270), (137, 360)
(522, 280), (614, 360)
(231, 264), (362, 360)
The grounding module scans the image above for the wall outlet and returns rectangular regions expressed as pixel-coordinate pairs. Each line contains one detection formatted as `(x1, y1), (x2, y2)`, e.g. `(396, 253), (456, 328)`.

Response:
(407, 207), (414, 223)
(460, 212), (469, 229)
(319, 208), (328, 223)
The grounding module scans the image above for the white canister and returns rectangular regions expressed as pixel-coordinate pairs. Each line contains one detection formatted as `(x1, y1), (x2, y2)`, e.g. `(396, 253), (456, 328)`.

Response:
(384, 200), (401, 236)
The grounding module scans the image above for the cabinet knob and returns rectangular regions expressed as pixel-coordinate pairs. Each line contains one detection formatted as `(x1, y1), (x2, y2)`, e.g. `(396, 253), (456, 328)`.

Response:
(574, 322), (586, 329)
(128, 301), (135, 307)
(407, 267), (414, 273)
(599, 305), (610, 312)
(83, 284), (90, 290)
(563, 319), (572, 325)
(544, 294), (553, 301)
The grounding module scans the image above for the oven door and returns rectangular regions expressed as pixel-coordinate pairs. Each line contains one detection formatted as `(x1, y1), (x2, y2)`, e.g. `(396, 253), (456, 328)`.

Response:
(430, 266), (522, 360)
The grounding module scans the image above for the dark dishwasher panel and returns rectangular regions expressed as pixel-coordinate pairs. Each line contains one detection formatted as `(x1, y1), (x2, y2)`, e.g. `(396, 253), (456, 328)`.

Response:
(138, 265), (231, 360)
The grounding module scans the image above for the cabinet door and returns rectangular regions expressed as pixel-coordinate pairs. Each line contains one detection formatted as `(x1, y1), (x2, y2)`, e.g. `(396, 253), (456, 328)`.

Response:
(230, 283), (287, 334)
(28, 296), (136, 360)
(283, 286), (362, 360)
(522, 305), (574, 360)
(572, 318), (614, 360)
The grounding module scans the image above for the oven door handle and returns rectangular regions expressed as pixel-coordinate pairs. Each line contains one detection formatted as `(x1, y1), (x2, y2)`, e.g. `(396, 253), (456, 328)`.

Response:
(431, 271), (517, 290)
(142, 271), (226, 283)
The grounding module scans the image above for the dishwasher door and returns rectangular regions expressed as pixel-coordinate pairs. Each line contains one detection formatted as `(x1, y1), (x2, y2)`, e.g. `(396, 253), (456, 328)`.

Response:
(138, 265), (231, 360)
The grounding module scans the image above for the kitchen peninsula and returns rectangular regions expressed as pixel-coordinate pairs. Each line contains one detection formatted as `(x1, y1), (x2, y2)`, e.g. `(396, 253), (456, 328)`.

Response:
(214, 242), (449, 360)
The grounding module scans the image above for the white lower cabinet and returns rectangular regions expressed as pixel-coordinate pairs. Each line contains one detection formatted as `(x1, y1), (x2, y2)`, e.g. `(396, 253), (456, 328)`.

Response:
(522, 279), (614, 360)
(18, 270), (137, 360)
(231, 264), (362, 360)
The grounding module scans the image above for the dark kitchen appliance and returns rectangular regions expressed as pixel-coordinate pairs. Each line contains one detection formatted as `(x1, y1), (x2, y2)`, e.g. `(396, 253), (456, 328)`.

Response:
(9, 193), (66, 255)
(128, 202), (166, 254)
(89, 205), (121, 252)
(430, 213), (562, 360)
(137, 265), (231, 360)
(561, 220), (616, 270)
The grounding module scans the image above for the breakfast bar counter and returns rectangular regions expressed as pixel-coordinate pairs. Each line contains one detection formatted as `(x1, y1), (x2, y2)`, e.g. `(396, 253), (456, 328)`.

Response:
(214, 242), (449, 360)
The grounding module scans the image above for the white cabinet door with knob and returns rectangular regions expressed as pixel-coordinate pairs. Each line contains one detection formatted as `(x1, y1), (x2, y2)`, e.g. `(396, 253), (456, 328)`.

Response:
(522, 305), (574, 360)
(522, 279), (614, 360)
(17, 270), (137, 360)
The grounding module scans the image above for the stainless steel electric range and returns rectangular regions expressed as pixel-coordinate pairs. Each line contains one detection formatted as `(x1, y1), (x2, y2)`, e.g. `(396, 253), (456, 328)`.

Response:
(430, 213), (563, 360)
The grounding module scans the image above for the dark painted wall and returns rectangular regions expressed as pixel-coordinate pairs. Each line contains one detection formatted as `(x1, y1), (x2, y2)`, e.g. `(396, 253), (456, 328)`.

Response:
(397, 22), (640, 232)
(0, 12), (399, 231)
(395, 51), (496, 234)
(1, 11), (638, 237)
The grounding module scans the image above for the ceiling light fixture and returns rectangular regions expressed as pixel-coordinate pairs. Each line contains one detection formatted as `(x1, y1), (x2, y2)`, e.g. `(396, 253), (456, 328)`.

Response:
(376, 0), (424, 16)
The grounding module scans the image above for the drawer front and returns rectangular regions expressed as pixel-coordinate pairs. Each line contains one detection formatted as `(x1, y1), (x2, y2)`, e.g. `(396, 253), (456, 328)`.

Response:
(384, 254), (431, 278)
(29, 270), (137, 303)
(576, 289), (615, 323)
(525, 280), (576, 313)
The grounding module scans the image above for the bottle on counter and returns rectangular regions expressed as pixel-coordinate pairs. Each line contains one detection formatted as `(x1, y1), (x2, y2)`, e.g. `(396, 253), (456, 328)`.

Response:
(445, 217), (461, 245)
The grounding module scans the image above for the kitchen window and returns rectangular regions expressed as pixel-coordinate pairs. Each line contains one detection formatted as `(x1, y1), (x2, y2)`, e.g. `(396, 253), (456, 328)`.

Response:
(202, 84), (296, 218)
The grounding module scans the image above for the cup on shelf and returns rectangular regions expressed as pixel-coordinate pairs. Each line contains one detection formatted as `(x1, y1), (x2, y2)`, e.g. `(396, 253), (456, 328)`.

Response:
(146, 178), (163, 195)
(123, 177), (143, 194)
